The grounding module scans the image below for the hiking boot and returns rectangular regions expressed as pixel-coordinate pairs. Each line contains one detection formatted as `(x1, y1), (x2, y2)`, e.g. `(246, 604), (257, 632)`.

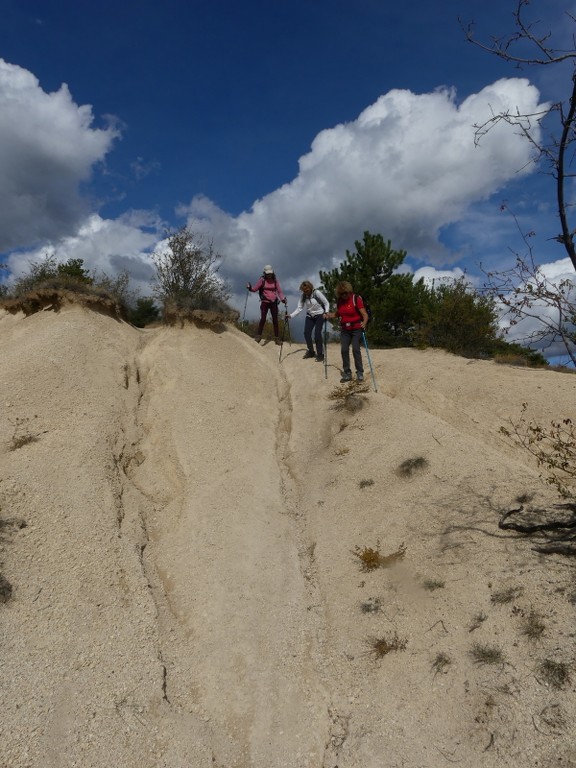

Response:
(340, 372), (352, 383)
(303, 350), (315, 359)
(315, 354), (324, 362)
(357, 373), (364, 382)
(254, 335), (262, 343)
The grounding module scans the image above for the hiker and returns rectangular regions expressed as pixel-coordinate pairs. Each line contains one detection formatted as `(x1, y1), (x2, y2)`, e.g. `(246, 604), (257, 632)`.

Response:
(246, 265), (287, 344)
(324, 281), (368, 382)
(287, 281), (329, 362)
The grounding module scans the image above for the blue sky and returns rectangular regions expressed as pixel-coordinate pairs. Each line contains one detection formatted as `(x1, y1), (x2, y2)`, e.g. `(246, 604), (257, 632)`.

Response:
(1, 0), (575, 338)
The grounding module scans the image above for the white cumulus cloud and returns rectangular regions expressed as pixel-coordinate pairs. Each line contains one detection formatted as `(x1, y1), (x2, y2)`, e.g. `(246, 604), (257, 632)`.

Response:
(5, 212), (159, 296)
(181, 78), (547, 295)
(0, 59), (119, 252)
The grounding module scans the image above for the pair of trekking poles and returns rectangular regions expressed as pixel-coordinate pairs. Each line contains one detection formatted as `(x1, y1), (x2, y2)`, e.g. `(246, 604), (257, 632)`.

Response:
(241, 289), (293, 360)
(282, 311), (377, 392)
(242, 290), (377, 391)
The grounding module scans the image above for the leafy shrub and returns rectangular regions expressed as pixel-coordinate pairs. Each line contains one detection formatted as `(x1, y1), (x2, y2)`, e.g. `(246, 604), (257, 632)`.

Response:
(10, 255), (93, 296)
(491, 339), (548, 367)
(501, 404), (576, 499)
(2, 257), (137, 318)
(152, 227), (231, 316)
(413, 277), (500, 357)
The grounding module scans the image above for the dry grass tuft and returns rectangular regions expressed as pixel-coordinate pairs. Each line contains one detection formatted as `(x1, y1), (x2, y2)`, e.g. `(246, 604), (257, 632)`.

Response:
(366, 633), (407, 659)
(493, 353), (537, 367)
(0, 574), (13, 603)
(397, 456), (429, 478)
(521, 610), (546, 641)
(358, 479), (375, 489)
(328, 383), (370, 412)
(0, 513), (26, 604)
(334, 446), (350, 456)
(469, 642), (505, 665)
(469, 611), (488, 632)
(432, 652), (452, 675)
(422, 578), (445, 591)
(353, 542), (406, 571)
(9, 416), (41, 451)
(537, 659), (571, 689)
(10, 434), (40, 451)
(360, 597), (382, 614)
(515, 492), (535, 505)
(0, 287), (126, 319)
(491, 586), (524, 605)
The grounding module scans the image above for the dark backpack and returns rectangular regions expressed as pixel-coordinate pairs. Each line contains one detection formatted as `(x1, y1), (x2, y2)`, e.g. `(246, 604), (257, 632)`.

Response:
(353, 294), (372, 326)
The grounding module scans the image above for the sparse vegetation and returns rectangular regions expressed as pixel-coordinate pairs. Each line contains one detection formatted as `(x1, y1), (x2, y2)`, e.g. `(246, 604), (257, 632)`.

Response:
(521, 610), (546, 641)
(0, 255), (138, 319)
(515, 492), (535, 505)
(360, 597), (382, 614)
(490, 586), (524, 605)
(537, 659), (571, 689)
(9, 417), (41, 451)
(469, 643), (505, 665)
(328, 382), (370, 412)
(432, 652), (452, 675)
(366, 633), (407, 658)
(469, 612), (488, 632)
(359, 479), (374, 489)
(9, 254), (93, 295)
(0, 573), (13, 603)
(422, 578), (445, 591)
(353, 542), (406, 571)
(0, 513), (26, 604)
(492, 348), (548, 368)
(10, 433), (39, 451)
(397, 456), (429, 478)
(501, 404), (576, 500)
(334, 446), (350, 456)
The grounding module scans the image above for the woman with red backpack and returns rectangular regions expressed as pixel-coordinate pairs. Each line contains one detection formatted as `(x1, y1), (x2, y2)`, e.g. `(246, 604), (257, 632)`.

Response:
(324, 280), (368, 382)
(246, 265), (287, 344)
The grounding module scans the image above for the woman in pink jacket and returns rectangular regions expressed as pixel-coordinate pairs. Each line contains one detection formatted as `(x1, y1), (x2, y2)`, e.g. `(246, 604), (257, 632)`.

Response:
(247, 265), (287, 344)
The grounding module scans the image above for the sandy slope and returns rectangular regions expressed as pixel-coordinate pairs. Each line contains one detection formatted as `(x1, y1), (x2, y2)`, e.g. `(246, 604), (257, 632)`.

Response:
(1, 306), (575, 768)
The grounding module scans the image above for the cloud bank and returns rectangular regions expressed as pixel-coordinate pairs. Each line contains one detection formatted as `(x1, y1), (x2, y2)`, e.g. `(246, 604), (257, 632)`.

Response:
(180, 79), (547, 293)
(0, 59), (551, 311)
(0, 59), (119, 253)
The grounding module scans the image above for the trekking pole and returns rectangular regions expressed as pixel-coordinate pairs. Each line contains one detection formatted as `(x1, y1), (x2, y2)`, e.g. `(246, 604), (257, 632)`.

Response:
(284, 306), (292, 346)
(241, 288), (249, 327)
(278, 314), (288, 363)
(323, 319), (328, 379)
(362, 331), (378, 392)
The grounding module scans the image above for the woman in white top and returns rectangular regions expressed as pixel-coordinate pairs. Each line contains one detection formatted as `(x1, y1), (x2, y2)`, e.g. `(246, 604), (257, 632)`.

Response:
(288, 281), (329, 361)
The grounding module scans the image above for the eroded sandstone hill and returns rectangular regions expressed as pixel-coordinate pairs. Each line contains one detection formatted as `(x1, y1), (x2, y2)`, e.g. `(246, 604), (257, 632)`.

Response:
(1, 305), (575, 768)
